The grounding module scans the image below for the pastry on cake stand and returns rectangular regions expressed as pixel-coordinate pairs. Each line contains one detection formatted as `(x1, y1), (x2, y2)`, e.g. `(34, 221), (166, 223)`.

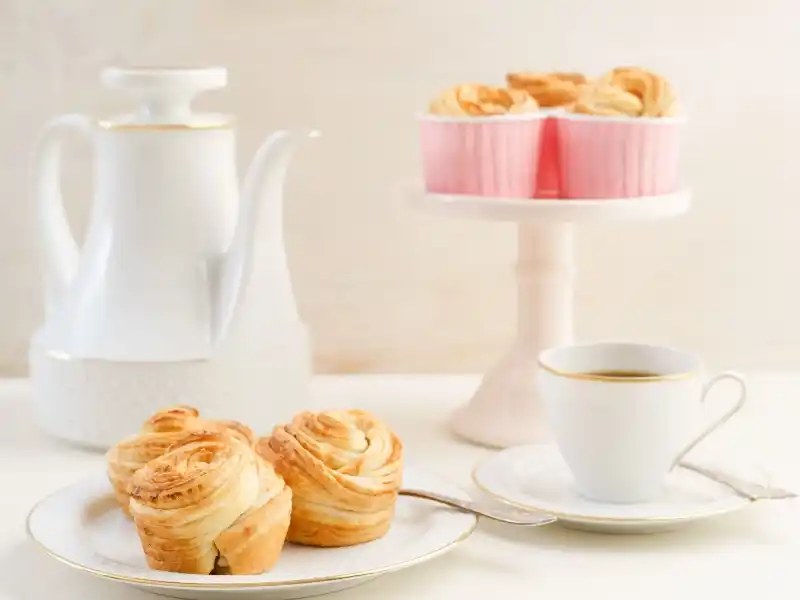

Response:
(411, 189), (691, 448)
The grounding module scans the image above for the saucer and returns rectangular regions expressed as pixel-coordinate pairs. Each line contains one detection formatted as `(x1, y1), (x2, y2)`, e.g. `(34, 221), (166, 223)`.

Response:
(472, 444), (754, 534)
(27, 467), (477, 600)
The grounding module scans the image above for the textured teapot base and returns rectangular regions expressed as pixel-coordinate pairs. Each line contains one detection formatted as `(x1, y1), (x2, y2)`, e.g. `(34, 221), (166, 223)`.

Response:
(29, 344), (312, 450)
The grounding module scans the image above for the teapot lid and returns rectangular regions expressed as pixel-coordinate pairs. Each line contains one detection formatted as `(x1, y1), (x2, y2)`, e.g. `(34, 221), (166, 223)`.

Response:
(100, 66), (231, 129)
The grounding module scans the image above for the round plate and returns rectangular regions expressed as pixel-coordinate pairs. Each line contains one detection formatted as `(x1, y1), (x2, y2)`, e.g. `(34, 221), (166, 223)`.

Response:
(411, 187), (692, 223)
(27, 467), (477, 600)
(472, 445), (753, 534)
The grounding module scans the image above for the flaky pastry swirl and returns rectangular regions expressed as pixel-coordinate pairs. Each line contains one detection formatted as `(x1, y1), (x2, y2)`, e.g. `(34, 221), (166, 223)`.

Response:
(506, 72), (589, 108)
(599, 66), (678, 117)
(429, 84), (538, 116)
(572, 84), (644, 117)
(260, 409), (403, 547)
(129, 430), (291, 575)
(106, 406), (257, 516)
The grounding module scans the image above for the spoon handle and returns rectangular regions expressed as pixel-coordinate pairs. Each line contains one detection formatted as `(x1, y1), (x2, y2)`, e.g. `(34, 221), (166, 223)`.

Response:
(399, 488), (557, 526)
(679, 461), (798, 501)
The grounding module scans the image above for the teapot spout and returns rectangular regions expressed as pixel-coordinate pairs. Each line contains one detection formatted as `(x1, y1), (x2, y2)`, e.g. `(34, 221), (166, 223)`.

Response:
(211, 129), (319, 345)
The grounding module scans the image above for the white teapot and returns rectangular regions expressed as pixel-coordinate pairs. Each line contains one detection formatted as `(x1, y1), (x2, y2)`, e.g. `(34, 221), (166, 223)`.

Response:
(29, 67), (318, 448)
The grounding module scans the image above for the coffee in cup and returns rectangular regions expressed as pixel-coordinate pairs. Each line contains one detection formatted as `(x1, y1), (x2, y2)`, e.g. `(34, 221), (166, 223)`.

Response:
(537, 342), (746, 504)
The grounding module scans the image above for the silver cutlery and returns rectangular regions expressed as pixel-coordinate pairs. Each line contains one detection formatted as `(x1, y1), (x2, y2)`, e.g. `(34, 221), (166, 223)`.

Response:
(400, 488), (557, 526)
(679, 461), (798, 501)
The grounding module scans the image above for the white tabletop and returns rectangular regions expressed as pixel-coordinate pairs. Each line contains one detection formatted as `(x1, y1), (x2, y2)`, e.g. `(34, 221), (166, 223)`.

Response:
(2, 374), (799, 599)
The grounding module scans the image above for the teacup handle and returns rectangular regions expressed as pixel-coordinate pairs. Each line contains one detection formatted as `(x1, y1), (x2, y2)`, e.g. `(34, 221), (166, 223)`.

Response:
(670, 371), (747, 469)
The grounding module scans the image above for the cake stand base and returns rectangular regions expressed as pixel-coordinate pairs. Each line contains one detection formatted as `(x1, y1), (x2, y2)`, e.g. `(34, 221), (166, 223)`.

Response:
(415, 188), (691, 448)
(451, 344), (552, 448)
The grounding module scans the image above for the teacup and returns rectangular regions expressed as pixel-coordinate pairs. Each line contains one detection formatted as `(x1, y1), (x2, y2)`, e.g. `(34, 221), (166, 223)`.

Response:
(537, 342), (747, 504)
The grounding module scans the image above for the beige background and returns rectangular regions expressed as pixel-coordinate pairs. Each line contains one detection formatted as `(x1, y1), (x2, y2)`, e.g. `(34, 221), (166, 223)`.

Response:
(0, 1), (796, 375)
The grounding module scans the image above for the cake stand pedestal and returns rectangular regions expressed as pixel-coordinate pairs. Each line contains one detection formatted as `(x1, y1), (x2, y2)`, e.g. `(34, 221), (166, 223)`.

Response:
(413, 189), (692, 448)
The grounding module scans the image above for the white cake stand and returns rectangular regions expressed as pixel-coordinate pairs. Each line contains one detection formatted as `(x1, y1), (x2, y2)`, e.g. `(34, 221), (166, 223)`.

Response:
(412, 188), (692, 448)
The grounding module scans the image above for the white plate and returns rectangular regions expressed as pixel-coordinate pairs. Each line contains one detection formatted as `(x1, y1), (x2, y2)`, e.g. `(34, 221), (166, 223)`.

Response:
(472, 445), (754, 534)
(410, 186), (692, 223)
(27, 467), (477, 600)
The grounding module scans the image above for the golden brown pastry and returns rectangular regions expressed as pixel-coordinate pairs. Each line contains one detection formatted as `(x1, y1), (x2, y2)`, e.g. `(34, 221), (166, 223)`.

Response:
(105, 406), (256, 516)
(259, 410), (403, 547)
(105, 406), (203, 515)
(599, 66), (678, 117)
(429, 83), (538, 116)
(216, 419), (259, 448)
(572, 84), (644, 117)
(506, 72), (589, 108)
(143, 405), (203, 433)
(129, 429), (292, 575)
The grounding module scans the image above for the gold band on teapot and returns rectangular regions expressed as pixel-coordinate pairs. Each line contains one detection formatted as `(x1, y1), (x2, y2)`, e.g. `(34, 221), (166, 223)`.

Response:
(98, 118), (236, 131)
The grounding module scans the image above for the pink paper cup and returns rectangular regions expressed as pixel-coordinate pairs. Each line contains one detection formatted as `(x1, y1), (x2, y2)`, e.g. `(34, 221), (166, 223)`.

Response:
(419, 113), (545, 198)
(556, 113), (685, 199)
(534, 110), (563, 199)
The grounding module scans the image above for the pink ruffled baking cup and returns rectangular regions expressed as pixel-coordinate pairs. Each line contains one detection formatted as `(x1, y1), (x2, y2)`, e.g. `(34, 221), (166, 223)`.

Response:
(535, 114), (561, 198)
(556, 114), (684, 199)
(419, 114), (544, 198)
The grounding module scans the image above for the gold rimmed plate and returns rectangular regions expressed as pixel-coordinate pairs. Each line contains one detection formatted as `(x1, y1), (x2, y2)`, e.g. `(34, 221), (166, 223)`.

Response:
(27, 468), (477, 600)
(472, 445), (755, 534)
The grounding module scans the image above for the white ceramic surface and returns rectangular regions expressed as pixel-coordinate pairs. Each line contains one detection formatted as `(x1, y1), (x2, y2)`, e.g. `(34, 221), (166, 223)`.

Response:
(29, 66), (319, 448)
(411, 188), (692, 449)
(27, 467), (477, 600)
(412, 188), (692, 222)
(28, 329), (311, 450)
(538, 342), (747, 503)
(33, 66), (314, 361)
(472, 444), (754, 534)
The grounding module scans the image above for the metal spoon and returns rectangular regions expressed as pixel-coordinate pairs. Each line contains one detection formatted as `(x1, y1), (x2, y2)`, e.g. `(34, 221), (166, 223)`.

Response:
(400, 488), (557, 526)
(679, 461), (798, 501)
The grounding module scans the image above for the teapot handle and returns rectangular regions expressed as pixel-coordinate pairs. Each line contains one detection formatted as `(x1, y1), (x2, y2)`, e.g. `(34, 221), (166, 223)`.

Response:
(33, 114), (93, 315)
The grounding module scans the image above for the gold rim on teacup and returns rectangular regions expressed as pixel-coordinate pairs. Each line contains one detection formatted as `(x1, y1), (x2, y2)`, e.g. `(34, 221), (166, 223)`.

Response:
(537, 342), (699, 383)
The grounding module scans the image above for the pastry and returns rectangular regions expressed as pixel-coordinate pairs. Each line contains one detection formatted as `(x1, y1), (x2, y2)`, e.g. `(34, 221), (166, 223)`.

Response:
(106, 406), (203, 515)
(260, 409), (403, 547)
(129, 429), (292, 575)
(572, 84), (644, 117)
(599, 66), (678, 117)
(106, 406), (256, 516)
(216, 419), (259, 448)
(506, 72), (589, 108)
(429, 83), (538, 116)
